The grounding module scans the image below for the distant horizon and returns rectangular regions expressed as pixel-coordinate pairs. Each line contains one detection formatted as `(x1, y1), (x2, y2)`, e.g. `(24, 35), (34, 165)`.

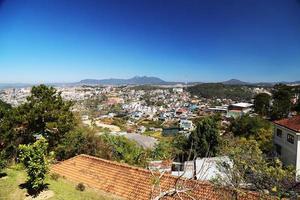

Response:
(1, 0), (300, 83)
(0, 76), (299, 85)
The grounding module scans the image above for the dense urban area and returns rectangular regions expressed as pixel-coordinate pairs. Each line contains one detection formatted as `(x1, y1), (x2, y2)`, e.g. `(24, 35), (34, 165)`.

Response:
(0, 82), (300, 199)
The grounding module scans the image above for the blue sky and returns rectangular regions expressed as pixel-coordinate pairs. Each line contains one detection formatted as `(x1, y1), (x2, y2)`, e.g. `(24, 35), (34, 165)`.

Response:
(0, 0), (300, 83)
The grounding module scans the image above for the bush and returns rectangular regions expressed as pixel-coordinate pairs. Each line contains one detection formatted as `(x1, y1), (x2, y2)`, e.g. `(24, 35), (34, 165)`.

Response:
(50, 173), (60, 181)
(18, 137), (49, 193)
(76, 183), (85, 191)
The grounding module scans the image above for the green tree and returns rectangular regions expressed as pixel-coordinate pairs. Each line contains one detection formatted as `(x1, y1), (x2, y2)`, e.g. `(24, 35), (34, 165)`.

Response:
(0, 100), (11, 119)
(100, 134), (149, 166)
(216, 138), (296, 198)
(271, 84), (292, 120)
(188, 116), (220, 158)
(18, 137), (50, 193)
(254, 93), (271, 116)
(18, 85), (75, 149)
(55, 127), (111, 161)
(295, 99), (300, 114)
(151, 140), (173, 160)
(229, 115), (273, 153)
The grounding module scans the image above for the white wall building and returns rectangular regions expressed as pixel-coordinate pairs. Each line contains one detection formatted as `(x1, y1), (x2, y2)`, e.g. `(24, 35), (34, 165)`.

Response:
(273, 116), (300, 180)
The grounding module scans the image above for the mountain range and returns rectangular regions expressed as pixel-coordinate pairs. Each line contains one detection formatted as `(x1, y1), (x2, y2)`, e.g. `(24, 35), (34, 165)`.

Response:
(79, 76), (168, 85)
(1, 77), (300, 89)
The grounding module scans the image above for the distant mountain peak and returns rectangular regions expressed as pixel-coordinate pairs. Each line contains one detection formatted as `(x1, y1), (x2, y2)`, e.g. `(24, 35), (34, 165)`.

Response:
(79, 76), (166, 85)
(222, 79), (250, 85)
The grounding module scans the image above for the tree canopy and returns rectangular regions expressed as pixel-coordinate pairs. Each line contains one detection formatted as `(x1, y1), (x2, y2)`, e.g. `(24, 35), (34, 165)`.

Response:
(188, 116), (220, 158)
(254, 93), (271, 116)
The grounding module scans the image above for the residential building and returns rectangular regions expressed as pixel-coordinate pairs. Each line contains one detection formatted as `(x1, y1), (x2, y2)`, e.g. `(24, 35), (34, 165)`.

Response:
(273, 115), (300, 179)
(226, 102), (253, 118)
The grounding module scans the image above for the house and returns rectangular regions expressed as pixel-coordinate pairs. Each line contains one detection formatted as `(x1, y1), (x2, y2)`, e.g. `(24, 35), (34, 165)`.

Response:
(179, 119), (195, 131)
(162, 127), (181, 137)
(273, 115), (300, 179)
(226, 102), (253, 118)
(171, 156), (232, 181)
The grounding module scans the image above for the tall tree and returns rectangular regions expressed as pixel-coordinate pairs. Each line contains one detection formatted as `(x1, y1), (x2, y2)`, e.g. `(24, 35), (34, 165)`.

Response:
(0, 85), (75, 159)
(271, 84), (292, 120)
(19, 85), (75, 149)
(188, 116), (220, 158)
(254, 93), (271, 116)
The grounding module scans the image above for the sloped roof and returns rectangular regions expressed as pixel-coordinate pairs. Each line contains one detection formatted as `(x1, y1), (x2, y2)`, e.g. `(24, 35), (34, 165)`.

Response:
(51, 154), (267, 200)
(274, 115), (300, 132)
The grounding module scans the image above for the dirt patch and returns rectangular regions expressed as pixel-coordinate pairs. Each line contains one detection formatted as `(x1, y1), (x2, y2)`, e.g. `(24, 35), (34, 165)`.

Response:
(24, 190), (54, 200)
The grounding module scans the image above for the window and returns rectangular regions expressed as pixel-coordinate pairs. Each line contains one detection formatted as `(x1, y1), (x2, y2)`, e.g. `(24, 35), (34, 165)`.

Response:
(275, 144), (281, 156)
(276, 129), (282, 138)
(287, 134), (294, 144)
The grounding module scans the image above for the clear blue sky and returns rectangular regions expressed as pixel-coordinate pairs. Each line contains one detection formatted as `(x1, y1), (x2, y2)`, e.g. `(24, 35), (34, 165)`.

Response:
(0, 0), (300, 83)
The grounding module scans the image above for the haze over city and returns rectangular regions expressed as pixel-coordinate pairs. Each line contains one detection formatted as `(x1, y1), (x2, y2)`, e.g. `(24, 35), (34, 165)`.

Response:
(1, 0), (300, 83)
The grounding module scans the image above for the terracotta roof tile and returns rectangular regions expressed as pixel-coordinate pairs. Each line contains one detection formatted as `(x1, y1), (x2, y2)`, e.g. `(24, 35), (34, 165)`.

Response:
(274, 115), (300, 132)
(51, 154), (271, 200)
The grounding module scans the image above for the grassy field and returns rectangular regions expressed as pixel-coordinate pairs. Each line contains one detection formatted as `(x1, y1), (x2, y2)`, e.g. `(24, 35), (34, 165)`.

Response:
(0, 165), (121, 200)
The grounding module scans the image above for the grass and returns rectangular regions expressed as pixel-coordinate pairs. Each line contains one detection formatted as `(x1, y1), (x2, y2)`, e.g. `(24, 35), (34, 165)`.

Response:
(0, 165), (121, 200)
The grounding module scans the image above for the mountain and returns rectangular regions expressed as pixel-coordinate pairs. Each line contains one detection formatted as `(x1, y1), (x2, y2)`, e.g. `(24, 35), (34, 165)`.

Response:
(79, 76), (167, 85)
(221, 79), (250, 85)
(0, 83), (33, 89)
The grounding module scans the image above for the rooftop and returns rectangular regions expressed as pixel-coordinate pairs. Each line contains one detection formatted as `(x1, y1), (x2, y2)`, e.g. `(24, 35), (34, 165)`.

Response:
(231, 102), (253, 108)
(274, 115), (300, 133)
(51, 154), (266, 200)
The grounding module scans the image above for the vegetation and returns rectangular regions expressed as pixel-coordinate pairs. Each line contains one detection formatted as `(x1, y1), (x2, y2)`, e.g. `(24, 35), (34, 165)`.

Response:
(271, 84), (292, 120)
(254, 93), (271, 116)
(229, 115), (273, 153)
(0, 167), (120, 200)
(216, 138), (297, 198)
(100, 134), (150, 166)
(18, 137), (50, 193)
(0, 85), (75, 161)
(188, 83), (253, 101)
(189, 116), (220, 158)
(172, 116), (220, 161)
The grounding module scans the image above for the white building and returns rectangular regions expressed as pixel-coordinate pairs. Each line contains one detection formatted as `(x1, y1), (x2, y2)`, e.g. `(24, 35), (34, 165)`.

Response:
(227, 102), (253, 118)
(172, 156), (232, 181)
(273, 116), (300, 179)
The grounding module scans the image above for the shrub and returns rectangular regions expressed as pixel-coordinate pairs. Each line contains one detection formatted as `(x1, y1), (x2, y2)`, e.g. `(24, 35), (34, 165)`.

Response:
(76, 183), (85, 191)
(50, 173), (60, 181)
(18, 137), (49, 193)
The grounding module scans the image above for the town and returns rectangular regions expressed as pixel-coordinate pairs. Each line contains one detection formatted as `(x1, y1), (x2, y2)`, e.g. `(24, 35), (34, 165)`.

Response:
(1, 81), (300, 199)
(1, 0), (300, 199)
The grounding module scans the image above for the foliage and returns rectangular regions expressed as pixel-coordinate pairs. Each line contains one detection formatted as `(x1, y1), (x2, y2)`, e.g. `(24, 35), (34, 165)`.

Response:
(18, 137), (50, 193)
(100, 134), (150, 166)
(0, 99), (11, 119)
(188, 83), (253, 101)
(229, 115), (273, 153)
(188, 116), (220, 158)
(76, 183), (86, 191)
(216, 138), (297, 198)
(55, 127), (111, 161)
(49, 172), (60, 181)
(295, 99), (300, 114)
(151, 140), (173, 160)
(254, 93), (271, 116)
(20, 85), (75, 149)
(271, 84), (292, 120)
(0, 85), (75, 160)
(0, 167), (119, 200)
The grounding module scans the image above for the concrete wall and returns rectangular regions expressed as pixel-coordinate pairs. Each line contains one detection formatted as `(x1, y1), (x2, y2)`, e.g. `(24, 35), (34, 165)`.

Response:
(273, 124), (300, 178)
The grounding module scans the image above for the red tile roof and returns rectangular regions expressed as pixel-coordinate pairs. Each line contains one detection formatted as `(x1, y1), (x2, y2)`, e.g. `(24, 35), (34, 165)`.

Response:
(274, 115), (300, 132)
(51, 154), (270, 200)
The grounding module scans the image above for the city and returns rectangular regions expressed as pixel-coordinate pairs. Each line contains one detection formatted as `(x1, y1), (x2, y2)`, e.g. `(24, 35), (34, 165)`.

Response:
(1, 0), (300, 200)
